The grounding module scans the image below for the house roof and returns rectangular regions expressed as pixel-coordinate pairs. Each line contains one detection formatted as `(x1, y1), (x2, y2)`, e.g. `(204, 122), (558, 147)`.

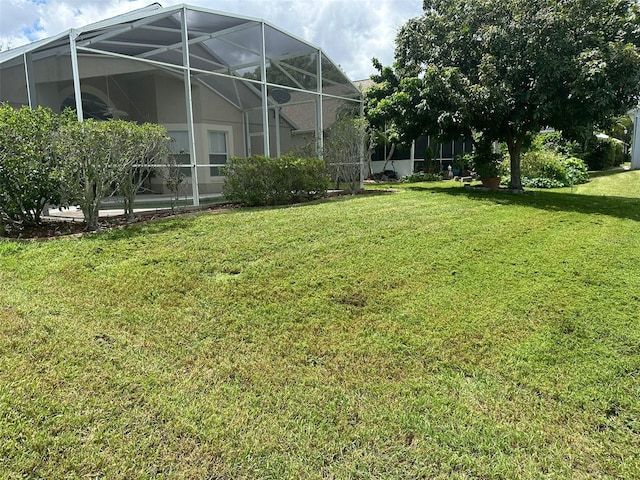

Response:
(353, 79), (375, 92)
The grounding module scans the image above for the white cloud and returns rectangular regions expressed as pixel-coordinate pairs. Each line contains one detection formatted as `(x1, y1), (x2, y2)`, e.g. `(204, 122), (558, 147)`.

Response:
(0, 0), (423, 79)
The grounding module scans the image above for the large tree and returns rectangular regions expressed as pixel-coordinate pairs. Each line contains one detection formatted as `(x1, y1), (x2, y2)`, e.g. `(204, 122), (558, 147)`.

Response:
(375, 0), (640, 189)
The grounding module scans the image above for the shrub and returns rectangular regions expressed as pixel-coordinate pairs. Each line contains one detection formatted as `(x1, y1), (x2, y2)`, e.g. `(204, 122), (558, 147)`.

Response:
(469, 138), (503, 178)
(116, 123), (172, 221)
(530, 131), (580, 157)
(521, 150), (564, 179)
(323, 116), (367, 194)
(0, 104), (74, 228)
(512, 150), (589, 188)
(399, 172), (442, 183)
(583, 137), (626, 170)
(521, 177), (566, 188)
(222, 155), (328, 206)
(562, 157), (589, 185)
(56, 120), (144, 230)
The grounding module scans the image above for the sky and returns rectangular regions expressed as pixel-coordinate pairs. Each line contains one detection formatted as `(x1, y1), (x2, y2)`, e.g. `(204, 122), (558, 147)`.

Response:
(0, 0), (424, 80)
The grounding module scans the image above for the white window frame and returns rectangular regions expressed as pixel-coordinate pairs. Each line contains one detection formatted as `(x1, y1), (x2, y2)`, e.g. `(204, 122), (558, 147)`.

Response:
(207, 130), (229, 177)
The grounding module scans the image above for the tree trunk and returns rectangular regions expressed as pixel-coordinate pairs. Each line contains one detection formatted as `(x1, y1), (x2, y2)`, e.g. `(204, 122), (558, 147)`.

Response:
(380, 143), (396, 172)
(506, 130), (525, 191)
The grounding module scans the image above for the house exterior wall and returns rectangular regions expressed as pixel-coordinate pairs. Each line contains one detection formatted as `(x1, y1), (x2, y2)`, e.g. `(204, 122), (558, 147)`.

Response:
(192, 81), (245, 157)
(0, 63), (29, 107)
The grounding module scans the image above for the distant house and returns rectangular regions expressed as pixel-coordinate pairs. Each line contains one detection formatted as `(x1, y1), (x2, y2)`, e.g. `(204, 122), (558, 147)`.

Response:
(355, 79), (474, 178)
(0, 3), (362, 204)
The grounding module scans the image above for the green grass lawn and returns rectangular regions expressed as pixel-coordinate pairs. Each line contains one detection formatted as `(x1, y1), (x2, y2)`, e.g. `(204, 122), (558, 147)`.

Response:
(1, 172), (640, 478)
(573, 166), (640, 198)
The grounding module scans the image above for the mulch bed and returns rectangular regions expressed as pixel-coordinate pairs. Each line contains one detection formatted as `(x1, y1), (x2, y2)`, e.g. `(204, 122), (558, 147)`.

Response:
(1, 204), (239, 241)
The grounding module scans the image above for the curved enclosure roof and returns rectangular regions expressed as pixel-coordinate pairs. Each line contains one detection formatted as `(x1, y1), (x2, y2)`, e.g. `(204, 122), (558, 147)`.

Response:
(0, 2), (362, 110)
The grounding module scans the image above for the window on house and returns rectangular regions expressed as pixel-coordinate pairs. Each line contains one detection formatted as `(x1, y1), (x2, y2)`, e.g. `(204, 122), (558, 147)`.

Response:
(208, 131), (228, 176)
(167, 130), (191, 177)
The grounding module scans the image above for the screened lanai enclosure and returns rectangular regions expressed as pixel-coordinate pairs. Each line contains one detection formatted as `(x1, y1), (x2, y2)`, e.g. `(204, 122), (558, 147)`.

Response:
(0, 3), (363, 205)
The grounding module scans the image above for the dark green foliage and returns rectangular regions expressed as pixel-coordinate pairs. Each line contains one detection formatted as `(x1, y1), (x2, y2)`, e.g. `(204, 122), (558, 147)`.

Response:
(470, 137), (503, 178)
(521, 177), (568, 188)
(399, 172), (443, 183)
(563, 157), (590, 185)
(583, 138), (627, 170)
(373, 0), (640, 190)
(0, 104), (74, 228)
(518, 151), (589, 187)
(530, 131), (581, 158)
(0, 105), (172, 232)
(222, 155), (328, 206)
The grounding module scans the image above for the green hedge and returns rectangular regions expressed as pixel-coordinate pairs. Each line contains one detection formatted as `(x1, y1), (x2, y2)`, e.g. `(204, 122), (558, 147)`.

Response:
(0, 103), (172, 233)
(222, 155), (329, 206)
(583, 138), (626, 170)
(519, 150), (589, 187)
(0, 104), (74, 227)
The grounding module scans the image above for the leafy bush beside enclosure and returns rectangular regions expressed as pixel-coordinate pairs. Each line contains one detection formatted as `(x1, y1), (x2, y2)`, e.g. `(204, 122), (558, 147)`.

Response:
(529, 131), (580, 157)
(0, 103), (173, 232)
(55, 120), (171, 230)
(531, 130), (627, 171)
(0, 104), (74, 230)
(115, 123), (172, 221)
(222, 155), (328, 206)
(323, 116), (367, 194)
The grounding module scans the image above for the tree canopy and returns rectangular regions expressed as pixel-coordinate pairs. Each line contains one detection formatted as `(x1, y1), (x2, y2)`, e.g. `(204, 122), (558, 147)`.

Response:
(370, 0), (640, 189)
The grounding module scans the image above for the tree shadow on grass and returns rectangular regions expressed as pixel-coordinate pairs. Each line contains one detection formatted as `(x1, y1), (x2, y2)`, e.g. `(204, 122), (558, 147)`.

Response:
(407, 185), (640, 223)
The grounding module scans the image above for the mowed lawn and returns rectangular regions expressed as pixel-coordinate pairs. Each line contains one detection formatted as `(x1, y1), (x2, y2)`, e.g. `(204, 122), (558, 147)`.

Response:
(1, 173), (640, 478)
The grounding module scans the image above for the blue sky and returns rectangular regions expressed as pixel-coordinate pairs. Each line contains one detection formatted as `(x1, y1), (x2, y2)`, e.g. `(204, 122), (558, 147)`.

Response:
(0, 0), (424, 80)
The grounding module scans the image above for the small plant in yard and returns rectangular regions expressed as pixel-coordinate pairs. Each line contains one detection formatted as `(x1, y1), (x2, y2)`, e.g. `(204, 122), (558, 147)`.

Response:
(323, 115), (367, 193)
(520, 177), (566, 188)
(157, 159), (186, 213)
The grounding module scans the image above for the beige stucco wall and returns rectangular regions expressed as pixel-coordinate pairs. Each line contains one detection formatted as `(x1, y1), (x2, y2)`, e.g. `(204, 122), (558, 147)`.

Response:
(0, 63), (29, 107)
(2, 52), (312, 198)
